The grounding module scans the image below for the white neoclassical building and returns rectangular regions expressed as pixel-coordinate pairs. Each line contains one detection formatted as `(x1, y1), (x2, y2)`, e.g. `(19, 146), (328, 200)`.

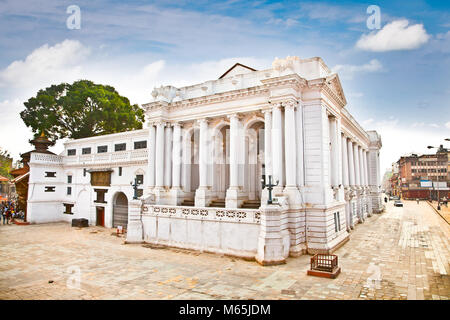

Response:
(26, 56), (382, 265)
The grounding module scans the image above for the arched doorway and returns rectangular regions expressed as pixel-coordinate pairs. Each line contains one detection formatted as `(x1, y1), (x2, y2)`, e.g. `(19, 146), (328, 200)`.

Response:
(113, 192), (128, 229)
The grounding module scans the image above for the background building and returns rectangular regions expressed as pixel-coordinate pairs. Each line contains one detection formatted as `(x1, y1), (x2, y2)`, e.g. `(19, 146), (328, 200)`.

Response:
(394, 146), (449, 200)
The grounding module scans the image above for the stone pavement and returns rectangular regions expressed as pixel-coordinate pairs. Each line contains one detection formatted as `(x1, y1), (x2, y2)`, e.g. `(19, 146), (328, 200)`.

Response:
(0, 200), (449, 300)
(428, 201), (450, 225)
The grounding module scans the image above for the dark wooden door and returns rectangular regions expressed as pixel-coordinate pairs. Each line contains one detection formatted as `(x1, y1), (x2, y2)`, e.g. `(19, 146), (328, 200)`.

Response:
(96, 207), (105, 227)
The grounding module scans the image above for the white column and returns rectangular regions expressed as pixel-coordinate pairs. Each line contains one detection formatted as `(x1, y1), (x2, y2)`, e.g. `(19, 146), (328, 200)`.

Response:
(347, 139), (355, 186)
(164, 125), (172, 187)
(171, 123), (181, 188)
(229, 114), (239, 188)
(342, 135), (349, 187)
(198, 119), (209, 188)
(365, 151), (370, 187)
(284, 102), (296, 187)
(155, 122), (165, 188)
(263, 110), (272, 179)
(354, 143), (361, 186)
(147, 124), (156, 189)
(272, 104), (284, 186)
(295, 103), (304, 187)
(329, 117), (339, 187)
(358, 146), (364, 187)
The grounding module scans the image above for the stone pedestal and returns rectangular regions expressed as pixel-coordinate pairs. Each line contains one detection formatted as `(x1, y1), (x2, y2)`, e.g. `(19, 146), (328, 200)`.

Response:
(169, 187), (183, 206)
(225, 187), (245, 208)
(126, 199), (144, 243)
(195, 186), (212, 207)
(255, 204), (290, 266)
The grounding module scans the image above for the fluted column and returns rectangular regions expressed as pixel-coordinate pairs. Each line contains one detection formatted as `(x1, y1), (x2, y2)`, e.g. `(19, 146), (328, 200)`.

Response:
(358, 146), (364, 187)
(342, 135), (349, 187)
(263, 110), (272, 179)
(272, 104), (284, 187)
(329, 117), (339, 187)
(155, 122), (166, 188)
(354, 143), (361, 186)
(347, 139), (355, 186)
(364, 150), (369, 187)
(284, 102), (296, 187)
(198, 119), (209, 188)
(164, 125), (172, 187)
(147, 123), (156, 189)
(171, 123), (182, 188)
(229, 114), (239, 188)
(295, 103), (304, 187)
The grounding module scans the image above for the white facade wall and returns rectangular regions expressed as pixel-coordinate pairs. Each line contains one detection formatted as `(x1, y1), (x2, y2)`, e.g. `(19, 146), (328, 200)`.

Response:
(27, 129), (149, 226)
(27, 56), (382, 260)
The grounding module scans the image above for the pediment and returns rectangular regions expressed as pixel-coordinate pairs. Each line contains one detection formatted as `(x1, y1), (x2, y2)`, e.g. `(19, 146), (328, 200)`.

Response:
(326, 73), (347, 106)
(218, 63), (257, 79)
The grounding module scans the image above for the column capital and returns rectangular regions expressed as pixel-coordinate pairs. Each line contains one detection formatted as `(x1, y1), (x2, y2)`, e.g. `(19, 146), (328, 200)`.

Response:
(155, 120), (167, 127)
(261, 108), (272, 114)
(227, 113), (242, 121)
(284, 100), (298, 110)
(196, 118), (209, 125)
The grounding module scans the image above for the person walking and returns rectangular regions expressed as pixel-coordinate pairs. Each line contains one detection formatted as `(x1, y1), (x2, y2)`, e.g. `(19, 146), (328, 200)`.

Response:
(5, 208), (11, 225)
(416, 198), (419, 204)
(1, 207), (6, 225)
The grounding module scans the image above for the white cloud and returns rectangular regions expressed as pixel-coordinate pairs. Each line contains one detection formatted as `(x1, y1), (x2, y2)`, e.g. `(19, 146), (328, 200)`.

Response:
(332, 59), (383, 79)
(362, 118), (374, 126)
(0, 39), (270, 162)
(0, 40), (90, 90)
(356, 19), (430, 52)
(445, 122), (450, 129)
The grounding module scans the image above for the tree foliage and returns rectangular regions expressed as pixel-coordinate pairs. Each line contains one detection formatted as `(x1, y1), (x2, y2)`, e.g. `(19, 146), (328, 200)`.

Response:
(20, 80), (145, 141)
(0, 148), (13, 179)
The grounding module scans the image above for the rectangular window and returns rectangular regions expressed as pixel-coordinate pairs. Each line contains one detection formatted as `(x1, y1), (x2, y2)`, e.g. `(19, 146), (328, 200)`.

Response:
(97, 145), (108, 153)
(67, 149), (76, 156)
(63, 203), (74, 215)
(115, 143), (126, 152)
(94, 189), (108, 203)
(67, 186), (72, 195)
(134, 140), (147, 149)
(45, 186), (56, 192)
(82, 147), (91, 155)
(334, 212), (341, 233)
(136, 174), (144, 185)
(67, 175), (72, 184)
(45, 172), (56, 178)
(119, 167), (122, 176)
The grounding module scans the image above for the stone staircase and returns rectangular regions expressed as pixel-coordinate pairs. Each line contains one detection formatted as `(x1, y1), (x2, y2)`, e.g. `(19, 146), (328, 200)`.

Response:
(181, 199), (195, 207)
(209, 199), (225, 208)
(240, 200), (261, 209)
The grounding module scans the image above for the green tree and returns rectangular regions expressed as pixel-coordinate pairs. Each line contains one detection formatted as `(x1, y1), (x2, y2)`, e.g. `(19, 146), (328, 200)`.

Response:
(20, 80), (145, 141)
(0, 148), (13, 179)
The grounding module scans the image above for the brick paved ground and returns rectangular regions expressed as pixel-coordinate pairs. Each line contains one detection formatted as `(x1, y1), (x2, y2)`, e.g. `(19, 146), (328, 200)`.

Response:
(0, 199), (449, 300)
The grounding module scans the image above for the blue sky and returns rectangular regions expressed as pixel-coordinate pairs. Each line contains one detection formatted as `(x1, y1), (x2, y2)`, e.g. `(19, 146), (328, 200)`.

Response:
(0, 0), (449, 172)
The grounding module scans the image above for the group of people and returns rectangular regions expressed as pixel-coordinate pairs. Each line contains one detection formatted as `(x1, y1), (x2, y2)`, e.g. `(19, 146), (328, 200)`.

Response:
(1, 201), (23, 225)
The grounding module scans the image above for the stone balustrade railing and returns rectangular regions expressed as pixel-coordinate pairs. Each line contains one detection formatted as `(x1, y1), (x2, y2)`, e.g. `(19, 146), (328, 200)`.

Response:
(63, 149), (148, 165)
(30, 153), (63, 164)
(142, 204), (261, 225)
